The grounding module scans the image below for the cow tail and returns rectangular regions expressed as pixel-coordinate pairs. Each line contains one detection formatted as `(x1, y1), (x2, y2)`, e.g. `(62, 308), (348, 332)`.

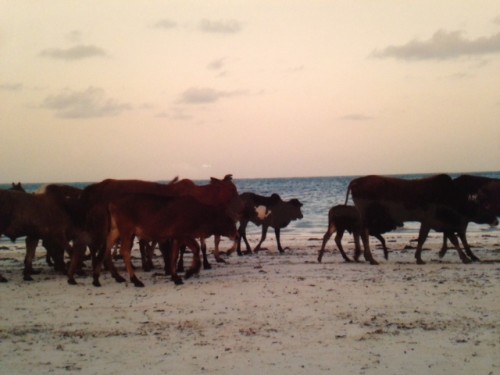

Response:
(344, 181), (352, 205)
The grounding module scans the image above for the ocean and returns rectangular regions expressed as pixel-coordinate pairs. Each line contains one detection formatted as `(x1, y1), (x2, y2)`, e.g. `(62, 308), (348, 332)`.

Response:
(1, 171), (499, 245)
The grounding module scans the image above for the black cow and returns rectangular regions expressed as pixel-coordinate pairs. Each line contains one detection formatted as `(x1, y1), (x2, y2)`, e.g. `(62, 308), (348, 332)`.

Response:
(317, 205), (401, 263)
(237, 192), (303, 254)
(345, 174), (498, 265)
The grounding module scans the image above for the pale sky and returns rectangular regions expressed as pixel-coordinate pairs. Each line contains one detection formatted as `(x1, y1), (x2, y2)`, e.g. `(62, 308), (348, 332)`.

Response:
(1, 1), (499, 183)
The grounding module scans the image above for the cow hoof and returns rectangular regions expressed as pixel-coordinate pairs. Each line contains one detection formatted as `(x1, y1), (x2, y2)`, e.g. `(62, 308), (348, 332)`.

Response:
(0, 276), (8, 283)
(343, 257), (353, 263)
(23, 275), (34, 281)
(114, 275), (126, 283)
(92, 280), (102, 287)
(132, 279), (145, 288)
(470, 256), (480, 262)
(203, 263), (212, 270)
(369, 260), (379, 265)
(173, 278), (184, 285)
(67, 278), (77, 285)
(416, 259), (426, 265)
(317, 256), (322, 263)
(216, 258), (226, 264)
(461, 258), (472, 264)
(438, 250), (446, 258)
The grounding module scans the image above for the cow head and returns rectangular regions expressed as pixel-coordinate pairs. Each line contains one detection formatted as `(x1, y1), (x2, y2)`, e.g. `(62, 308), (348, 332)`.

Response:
(288, 198), (304, 220)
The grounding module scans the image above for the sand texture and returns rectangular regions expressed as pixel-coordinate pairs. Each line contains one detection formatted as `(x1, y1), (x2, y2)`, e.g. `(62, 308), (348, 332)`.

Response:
(1, 232), (500, 374)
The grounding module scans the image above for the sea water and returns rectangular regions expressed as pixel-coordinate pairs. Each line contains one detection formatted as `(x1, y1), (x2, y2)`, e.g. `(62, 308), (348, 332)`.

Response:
(1, 172), (499, 246)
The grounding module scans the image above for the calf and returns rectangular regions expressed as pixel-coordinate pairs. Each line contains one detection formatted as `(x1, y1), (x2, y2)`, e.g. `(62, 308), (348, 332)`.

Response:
(317, 205), (400, 263)
(93, 194), (238, 287)
(237, 192), (303, 254)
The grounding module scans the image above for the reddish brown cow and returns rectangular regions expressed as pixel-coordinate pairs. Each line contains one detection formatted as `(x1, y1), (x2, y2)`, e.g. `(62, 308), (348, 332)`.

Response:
(70, 175), (242, 285)
(93, 194), (238, 287)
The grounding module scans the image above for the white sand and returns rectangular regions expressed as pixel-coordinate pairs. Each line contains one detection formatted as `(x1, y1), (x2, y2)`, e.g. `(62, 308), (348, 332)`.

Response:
(1, 232), (499, 375)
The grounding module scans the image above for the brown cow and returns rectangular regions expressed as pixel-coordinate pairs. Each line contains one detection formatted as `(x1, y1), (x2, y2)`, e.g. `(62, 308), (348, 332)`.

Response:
(346, 174), (498, 265)
(93, 194), (238, 287)
(317, 205), (400, 263)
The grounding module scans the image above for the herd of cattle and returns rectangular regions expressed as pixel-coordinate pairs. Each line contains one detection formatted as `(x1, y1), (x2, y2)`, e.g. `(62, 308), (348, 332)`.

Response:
(0, 173), (499, 286)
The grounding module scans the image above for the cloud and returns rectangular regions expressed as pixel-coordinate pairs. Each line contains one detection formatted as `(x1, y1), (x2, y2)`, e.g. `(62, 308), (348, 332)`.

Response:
(372, 30), (500, 60)
(339, 113), (373, 121)
(178, 87), (246, 104)
(40, 44), (107, 60)
(199, 19), (242, 34)
(0, 83), (23, 91)
(207, 58), (225, 70)
(42, 87), (131, 118)
(154, 18), (177, 29)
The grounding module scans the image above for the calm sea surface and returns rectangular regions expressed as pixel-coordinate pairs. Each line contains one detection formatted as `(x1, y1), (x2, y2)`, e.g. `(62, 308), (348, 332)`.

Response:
(1, 172), (499, 244)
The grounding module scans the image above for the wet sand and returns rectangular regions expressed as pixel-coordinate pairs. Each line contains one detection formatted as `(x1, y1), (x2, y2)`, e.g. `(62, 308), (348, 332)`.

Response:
(1, 232), (500, 374)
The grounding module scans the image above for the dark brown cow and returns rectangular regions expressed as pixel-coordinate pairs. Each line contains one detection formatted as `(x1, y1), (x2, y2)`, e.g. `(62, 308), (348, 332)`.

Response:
(346, 174), (498, 265)
(317, 205), (401, 263)
(439, 175), (500, 259)
(0, 185), (84, 281)
(93, 194), (238, 287)
(237, 192), (303, 254)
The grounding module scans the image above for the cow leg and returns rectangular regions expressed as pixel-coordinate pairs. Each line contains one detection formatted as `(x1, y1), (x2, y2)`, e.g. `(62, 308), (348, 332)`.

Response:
(254, 225), (269, 253)
(446, 232), (471, 264)
(184, 238), (202, 280)
(353, 232), (362, 262)
(457, 231), (480, 262)
(177, 245), (185, 273)
(23, 236), (40, 281)
(139, 240), (154, 272)
(360, 228), (378, 265)
(200, 238), (212, 269)
(415, 226), (431, 265)
(335, 231), (352, 262)
(159, 241), (172, 276)
(374, 234), (388, 260)
(318, 223), (335, 263)
(0, 274), (7, 283)
(169, 240), (183, 285)
(67, 239), (86, 285)
(212, 235), (226, 263)
(237, 220), (252, 255)
(275, 228), (285, 253)
(438, 234), (449, 258)
(119, 235), (144, 287)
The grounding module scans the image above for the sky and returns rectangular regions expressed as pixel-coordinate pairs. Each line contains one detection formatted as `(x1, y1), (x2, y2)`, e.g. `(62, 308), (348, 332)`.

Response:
(1, 1), (499, 183)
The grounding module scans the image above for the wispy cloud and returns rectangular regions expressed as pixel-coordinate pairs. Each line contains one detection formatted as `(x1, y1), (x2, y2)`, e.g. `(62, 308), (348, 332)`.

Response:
(42, 87), (131, 118)
(372, 30), (500, 60)
(154, 18), (177, 29)
(178, 87), (246, 104)
(0, 82), (23, 91)
(207, 58), (226, 70)
(198, 19), (242, 34)
(339, 113), (374, 121)
(40, 44), (107, 61)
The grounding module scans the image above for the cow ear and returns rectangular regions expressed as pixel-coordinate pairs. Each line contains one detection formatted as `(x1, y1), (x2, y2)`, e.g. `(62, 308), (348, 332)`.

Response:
(223, 174), (233, 182)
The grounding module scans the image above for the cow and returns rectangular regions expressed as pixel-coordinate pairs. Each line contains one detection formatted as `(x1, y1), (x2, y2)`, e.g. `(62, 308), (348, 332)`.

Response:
(345, 174), (498, 265)
(93, 194), (238, 287)
(237, 192), (303, 254)
(0, 184), (85, 282)
(439, 175), (500, 260)
(69, 175), (242, 285)
(317, 204), (402, 263)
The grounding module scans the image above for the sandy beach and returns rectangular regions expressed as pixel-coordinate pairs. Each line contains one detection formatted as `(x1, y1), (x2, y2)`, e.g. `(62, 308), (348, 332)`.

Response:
(1, 231), (499, 375)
